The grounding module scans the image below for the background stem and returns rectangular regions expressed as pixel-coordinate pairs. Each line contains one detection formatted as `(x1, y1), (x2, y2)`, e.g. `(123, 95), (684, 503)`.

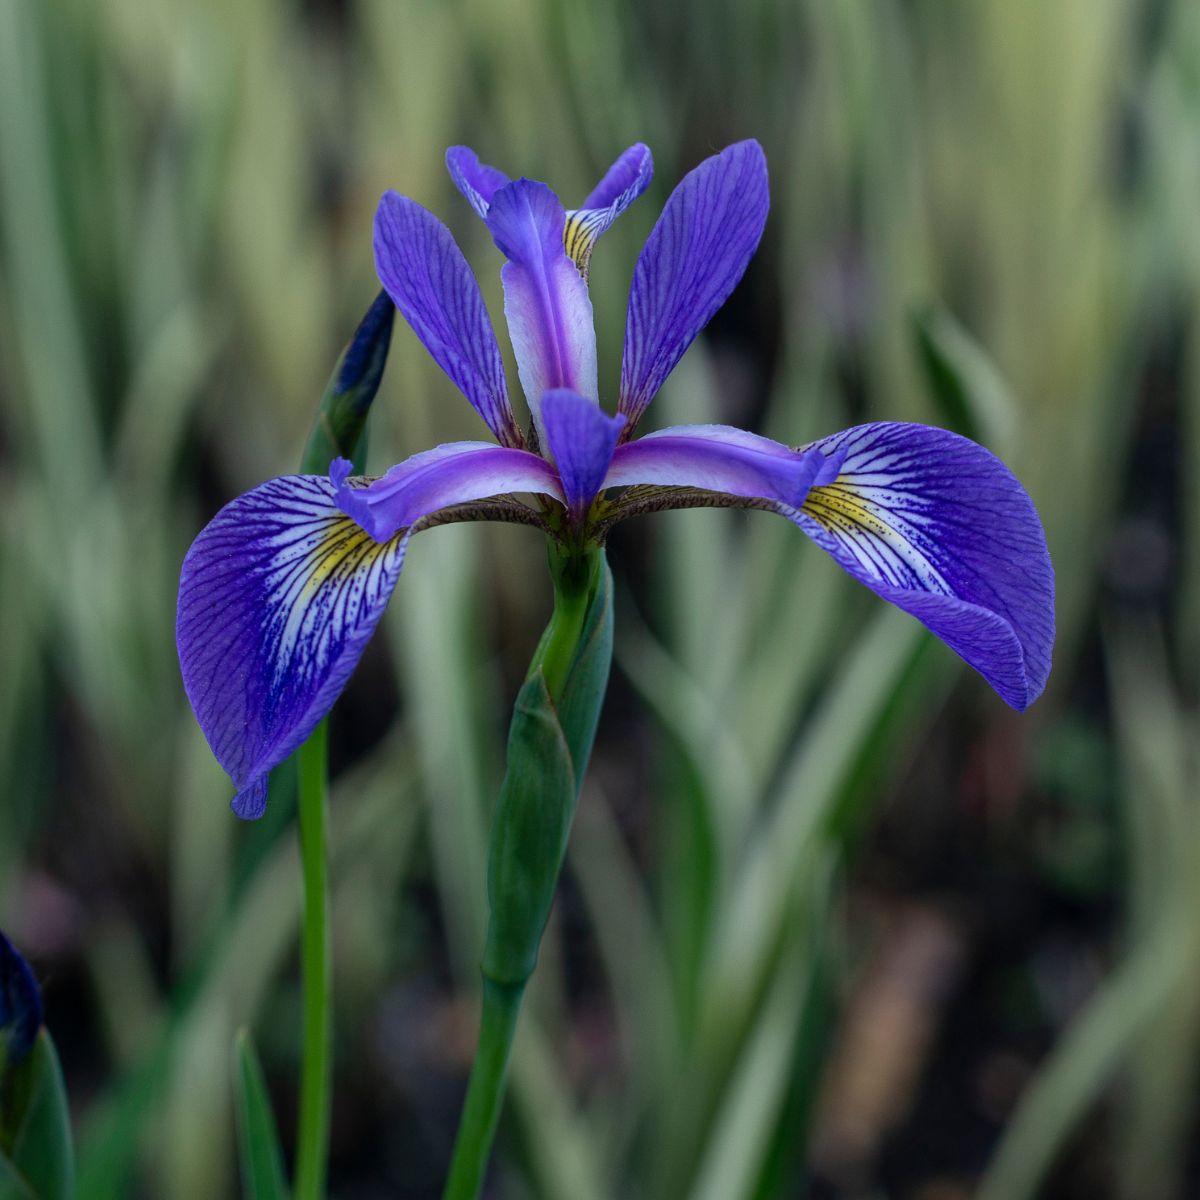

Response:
(295, 721), (332, 1200)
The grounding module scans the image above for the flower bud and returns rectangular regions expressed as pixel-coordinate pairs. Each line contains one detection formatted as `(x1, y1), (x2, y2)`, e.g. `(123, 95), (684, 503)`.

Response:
(300, 290), (395, 475)
(0, 930), (41, 1076)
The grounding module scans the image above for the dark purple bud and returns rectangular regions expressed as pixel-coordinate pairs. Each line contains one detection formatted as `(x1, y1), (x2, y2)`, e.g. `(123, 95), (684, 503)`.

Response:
(0, 930), (42, 1070)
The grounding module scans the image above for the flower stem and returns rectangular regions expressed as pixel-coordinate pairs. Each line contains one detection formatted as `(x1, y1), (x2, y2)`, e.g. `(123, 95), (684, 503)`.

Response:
(441, 544), (611, 1199)
(441, 978), (526, 1200)
(295, 720), (332, 1200)
(529, 544), (601, 698)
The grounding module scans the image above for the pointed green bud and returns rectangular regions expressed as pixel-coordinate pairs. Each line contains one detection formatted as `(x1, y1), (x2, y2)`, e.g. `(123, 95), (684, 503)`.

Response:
(300, 290), (395, 475)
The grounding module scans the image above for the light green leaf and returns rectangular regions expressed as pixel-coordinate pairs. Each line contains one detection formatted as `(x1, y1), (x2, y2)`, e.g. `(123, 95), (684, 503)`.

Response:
(233, 1030), (290, 1200)
(912, 302), (1019, 454)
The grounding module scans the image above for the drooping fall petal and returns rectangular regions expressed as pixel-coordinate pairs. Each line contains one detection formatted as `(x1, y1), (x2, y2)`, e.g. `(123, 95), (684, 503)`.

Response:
(786, 422), (1054, 709)
(177, 476), (411, 818)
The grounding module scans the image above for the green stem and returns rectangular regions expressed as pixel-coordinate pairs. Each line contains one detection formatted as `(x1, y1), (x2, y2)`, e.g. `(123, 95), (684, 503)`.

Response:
(529, 544), (600, 700)
(295, 721), (332, 1200)
(441, 543), (609, 1199)
(441, 979), (526, 1200)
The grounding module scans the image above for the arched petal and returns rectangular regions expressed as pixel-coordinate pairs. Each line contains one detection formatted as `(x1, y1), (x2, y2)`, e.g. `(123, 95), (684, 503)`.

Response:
(332, 442), (563, 542)
(485, 180), (599, 437)
(583, 143), (654, 210)
(374, 192), (520, 446)
(564, 143), (653, 277)
(540, 390), (625, 517)
(784, 422), (1054, 710)
(446, 146), (511, 219)
(177, 476), (411, 819)
(619, 140), (769, 430)
(604, 424), (842, 505)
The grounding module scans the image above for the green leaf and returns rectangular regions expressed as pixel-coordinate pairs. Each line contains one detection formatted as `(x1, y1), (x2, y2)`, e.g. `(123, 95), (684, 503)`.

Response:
(0, 1155), (36, 1200)
(482, 671), (578, 986)
(482, 552), (615, 987)
(0, 1033), (73, 1200)
(233, 1030), (290, 1200)
(912, 302), (1018, 453)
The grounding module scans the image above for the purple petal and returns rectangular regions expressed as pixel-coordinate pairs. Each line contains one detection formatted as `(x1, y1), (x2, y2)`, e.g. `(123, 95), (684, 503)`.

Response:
(540, 390), (625, 517)
(0, 930), (42, 1065)
(582, 143), (653, 210)
(177, 476), (411, 819)
(374, 192), (520, 446)
(332, 442), (563, 542)
(785, 422), (1054, 710)
(604, 424), (842, 505)
(446, 146), (511, 219)
(619, 140), (769, 429)
(563, 143), (653, 276)
(485, 180), (598, 437)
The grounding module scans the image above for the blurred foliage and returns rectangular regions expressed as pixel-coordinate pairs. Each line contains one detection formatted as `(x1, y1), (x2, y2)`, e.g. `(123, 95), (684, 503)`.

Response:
(1, 0), (1199, 1197)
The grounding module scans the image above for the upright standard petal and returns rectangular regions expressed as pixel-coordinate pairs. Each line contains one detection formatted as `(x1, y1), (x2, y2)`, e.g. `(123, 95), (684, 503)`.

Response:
(485, 180), (599, 435)
(604, 424), (843, 506)
(374, 192), (520, 446)
(540, 389), (625, 518)
(563, 143), (653, 278)
(446, 146), (510, 219)
(619, 140), (769, 430)
(177, 476), (411, 819)
(332, 442), (564, 542)
(784, 423), (1054, 710)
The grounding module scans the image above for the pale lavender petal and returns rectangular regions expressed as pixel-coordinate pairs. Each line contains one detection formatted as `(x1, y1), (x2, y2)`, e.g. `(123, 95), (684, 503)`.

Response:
(332, 442), (563, 542)
(619, 140), (769, 429)
(485, 179), (598, 437)
(540, 389), (625, 517)
(785, 422), (1054, 710)
(604, 424), (842, 505)
(374, 192), (520, 446)
(563, 143), (653, 276)
(177, 476), (411, 819)
(446, 146), (511, 219)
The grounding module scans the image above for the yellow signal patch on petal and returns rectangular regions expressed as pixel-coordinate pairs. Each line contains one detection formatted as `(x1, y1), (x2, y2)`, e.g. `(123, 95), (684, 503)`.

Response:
(563, 209), (609, 279)
(802, 480), (952, 595)
(300, 515), (393, 597)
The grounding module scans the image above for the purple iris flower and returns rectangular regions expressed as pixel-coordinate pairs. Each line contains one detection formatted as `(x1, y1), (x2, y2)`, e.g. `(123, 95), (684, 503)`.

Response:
(177, 140), (1054, 820)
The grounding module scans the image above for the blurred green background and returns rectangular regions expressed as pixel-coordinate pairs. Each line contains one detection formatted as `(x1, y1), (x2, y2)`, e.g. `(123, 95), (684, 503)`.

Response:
(3, 0), (1199, 1196)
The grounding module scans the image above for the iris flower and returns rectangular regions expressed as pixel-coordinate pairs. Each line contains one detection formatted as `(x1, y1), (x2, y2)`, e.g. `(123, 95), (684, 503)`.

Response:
(177, 140), (1054, 820)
